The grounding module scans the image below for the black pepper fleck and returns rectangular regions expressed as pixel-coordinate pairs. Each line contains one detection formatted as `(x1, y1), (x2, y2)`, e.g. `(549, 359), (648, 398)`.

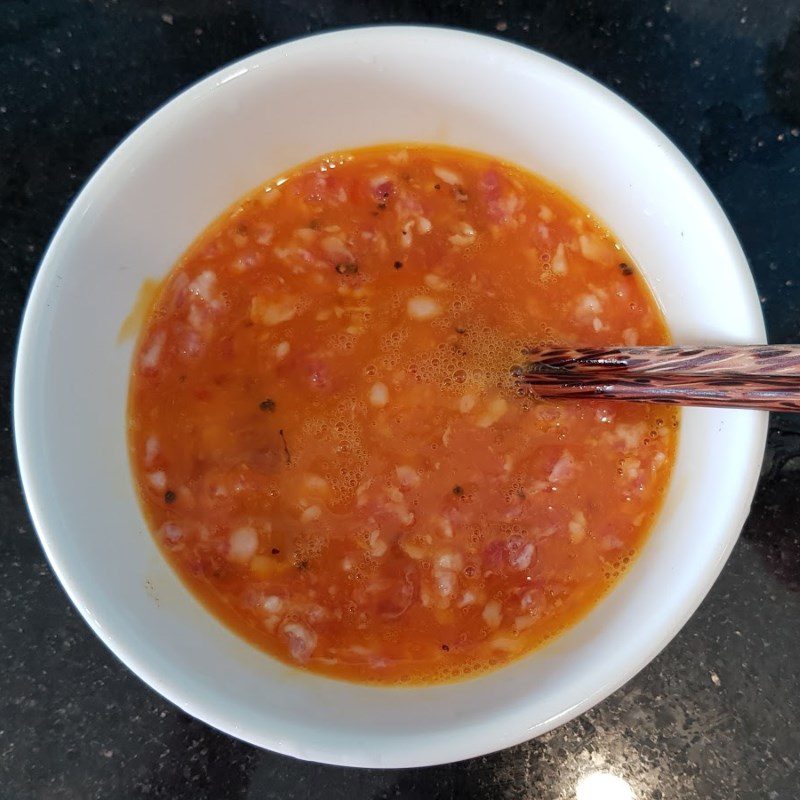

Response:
(271, 547), (280, 555)
(279, 429), (292, 465)
(441, 644), (450, 652)
(164, 490), (176, 504)
(394, 261), (403, 270)
(453, 485), (464, 496)
(259, 399), (276, 412)
(619, 262), (635, 276)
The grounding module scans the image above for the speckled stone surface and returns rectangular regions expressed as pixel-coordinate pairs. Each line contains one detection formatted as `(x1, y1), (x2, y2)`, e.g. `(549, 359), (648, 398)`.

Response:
(2, 2), (799, 798)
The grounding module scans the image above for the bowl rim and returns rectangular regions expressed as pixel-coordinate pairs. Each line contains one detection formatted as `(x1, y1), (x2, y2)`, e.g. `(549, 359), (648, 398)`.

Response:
(14, 24), (768, 767)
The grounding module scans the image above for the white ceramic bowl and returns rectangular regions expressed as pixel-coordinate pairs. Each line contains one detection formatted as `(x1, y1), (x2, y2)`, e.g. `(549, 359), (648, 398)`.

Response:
(15, 27), (766, 767)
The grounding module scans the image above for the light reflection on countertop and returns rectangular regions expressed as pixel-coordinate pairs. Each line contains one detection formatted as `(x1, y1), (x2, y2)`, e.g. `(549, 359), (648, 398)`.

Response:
(576, 772), (634, 800)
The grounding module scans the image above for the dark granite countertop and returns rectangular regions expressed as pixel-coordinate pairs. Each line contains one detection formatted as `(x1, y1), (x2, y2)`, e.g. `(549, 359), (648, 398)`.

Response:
(2, 2), (799, 798)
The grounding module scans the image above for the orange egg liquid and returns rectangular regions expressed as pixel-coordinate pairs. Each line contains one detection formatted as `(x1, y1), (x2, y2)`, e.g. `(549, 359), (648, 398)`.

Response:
(129, 145), (677, 684)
